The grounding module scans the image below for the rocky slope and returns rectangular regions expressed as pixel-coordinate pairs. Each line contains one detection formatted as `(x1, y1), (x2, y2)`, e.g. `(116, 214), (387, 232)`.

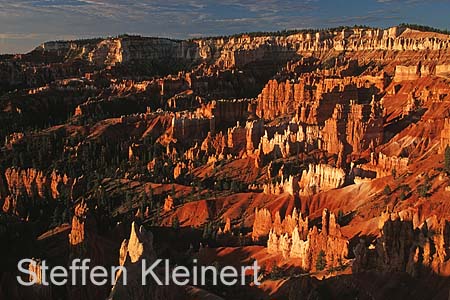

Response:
(1, 25), (450, 299)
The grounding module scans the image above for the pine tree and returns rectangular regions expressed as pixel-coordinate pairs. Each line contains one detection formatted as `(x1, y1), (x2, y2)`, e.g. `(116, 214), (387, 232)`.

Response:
(149, 187), (154, 201)
(445, 146), (450, 173)
(62, 208), (70, 223)
(142, 191), (149, 207)
(337, 210), (344, 225)
(51, 206), (62, 227)
(316, 250), (327, 271)
(172, 216), (180, 229)
(230, 181), (237, 192)
(171, 184), (176, 196)
(203, 222), (211, 240)
(223, 181), (229, 190)
(383, 185), (392, 195)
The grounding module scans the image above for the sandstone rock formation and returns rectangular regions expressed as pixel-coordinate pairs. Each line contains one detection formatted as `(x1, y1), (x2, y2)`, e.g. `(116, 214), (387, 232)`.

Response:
(218, 217), (232, 235)
(354, 211), (450, 277)
(356, 152), (409, 178)
(66, 200), (111, 300)
(252, 208), (273, 241)
(2, 24), (450, 300)
(3, 168), (70, 200)
(171, 112), (213, 144)
(263, 175), (299, 196)
(1, 168), (84, 217)
(436, 64), (450, 77)
(11, 258), (54, 299)
(163, 195), (174, 212)
(109, 222), (181, 300)
(68, 200), (89, 252)
(267, 209), (348, 271)
(254, 72), (384, 165)
(298, 164), (346, 196)
(394, 64), (421, 82)
(262, 163), (346, 196)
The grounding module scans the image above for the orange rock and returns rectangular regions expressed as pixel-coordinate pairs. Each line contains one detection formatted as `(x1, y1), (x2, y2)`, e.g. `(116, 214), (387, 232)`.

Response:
(68, 200), (88, 247)
(266, 208), (349, 272)
(252, 208), (272, 241)
(223, 217), (231, 234)
(163, 195), (174, 212)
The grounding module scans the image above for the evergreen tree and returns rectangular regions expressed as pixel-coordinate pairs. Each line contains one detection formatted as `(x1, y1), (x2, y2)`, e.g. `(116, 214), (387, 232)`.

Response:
(316, 250), (327, 271)
(223, 181), (229, 190)
(203, 222), (212, 240)
(230, 181), (237, 192)
(171, 184), (176, 196)
(383, 185), (392, 195)
(445, 146), (450, 173)
(62, 208), (70, 223)
(337, 210), (344, 225)
(51, 205), (62, 227)
(391, 168), (397, 179)
(172, 216), (180, 229)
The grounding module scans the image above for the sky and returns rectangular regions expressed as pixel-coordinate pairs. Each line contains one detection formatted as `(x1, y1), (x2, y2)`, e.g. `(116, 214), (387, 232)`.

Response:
(0, 0), (449, 54)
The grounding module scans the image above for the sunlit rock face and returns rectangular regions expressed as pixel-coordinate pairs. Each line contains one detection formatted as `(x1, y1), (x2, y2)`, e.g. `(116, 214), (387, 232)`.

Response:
(354, 210), (450, 277)
(266, 208), (348, 271)
(108, 222), (182, 300)
(2, 24), (450, 300)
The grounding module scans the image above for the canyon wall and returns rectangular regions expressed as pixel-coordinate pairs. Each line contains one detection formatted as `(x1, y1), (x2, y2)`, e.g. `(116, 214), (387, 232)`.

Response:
(1, 168), (86, 217)
(33, 26), (450, 70)
(266, 209), (349, 271)
(298, 164), (346, 196)
(436, 64), (450, 76)
(254, 72), (384, 159)
(354, 211), (450, 277)
(171, 113), (214, 143)
(261, 162), (346, 196)
(356, 152), (409, 178)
